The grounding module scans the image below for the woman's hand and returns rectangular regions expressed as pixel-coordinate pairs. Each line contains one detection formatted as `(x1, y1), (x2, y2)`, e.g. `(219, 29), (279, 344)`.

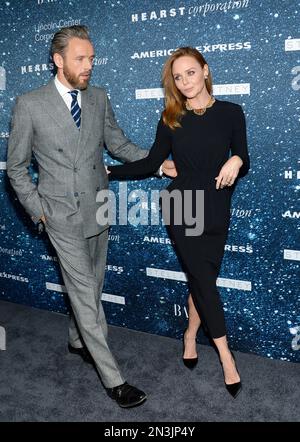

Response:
(215, 155), (243, 189)
(105, 165), (111, 175)
(162, 159), (177, 178)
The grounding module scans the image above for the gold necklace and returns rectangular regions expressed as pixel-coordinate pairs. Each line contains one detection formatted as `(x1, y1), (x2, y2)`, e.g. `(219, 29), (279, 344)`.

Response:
(185, 96), (216, 116)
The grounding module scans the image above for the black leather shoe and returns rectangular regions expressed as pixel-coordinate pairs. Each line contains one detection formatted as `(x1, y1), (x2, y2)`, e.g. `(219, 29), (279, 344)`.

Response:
(225, 380), (242, 399)
(182, 330), (198, 370)
(106, 382), (147, 408)
(220, 351), (242, 399)
(183, 357), (198, 370)
(68, 344), (94, 365)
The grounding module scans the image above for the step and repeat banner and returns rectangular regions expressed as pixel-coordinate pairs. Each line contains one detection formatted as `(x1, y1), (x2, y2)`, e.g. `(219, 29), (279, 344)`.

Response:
(0, 0), (299, 362)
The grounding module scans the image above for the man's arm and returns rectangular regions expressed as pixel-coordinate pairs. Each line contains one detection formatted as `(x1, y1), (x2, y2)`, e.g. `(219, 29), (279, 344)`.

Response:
(6, 97), (44, 223)
(103, 92), (148, 162)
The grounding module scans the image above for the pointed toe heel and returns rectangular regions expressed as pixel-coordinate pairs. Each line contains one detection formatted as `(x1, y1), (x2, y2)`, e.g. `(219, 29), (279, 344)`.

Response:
(225, 380), (242, 398)
(182, 330), (198, 370)
(182, 357), (198, 370)
(220, 350), (242, 399)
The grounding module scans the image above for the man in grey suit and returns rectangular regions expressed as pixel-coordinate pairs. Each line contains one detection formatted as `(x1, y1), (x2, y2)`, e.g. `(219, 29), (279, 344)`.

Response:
(7, 25), (175, 408)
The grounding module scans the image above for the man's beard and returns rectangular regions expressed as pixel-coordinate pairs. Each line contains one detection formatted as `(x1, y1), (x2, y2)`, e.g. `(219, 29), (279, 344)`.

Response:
(63, 66), (90, 90)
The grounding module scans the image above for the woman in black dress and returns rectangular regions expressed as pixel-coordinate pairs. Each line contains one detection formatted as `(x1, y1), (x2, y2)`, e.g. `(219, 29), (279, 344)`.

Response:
(108, 47), (250, 398)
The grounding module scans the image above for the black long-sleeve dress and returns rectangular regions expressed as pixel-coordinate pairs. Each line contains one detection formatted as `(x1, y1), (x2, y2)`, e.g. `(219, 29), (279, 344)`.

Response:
(108, 99), (250, 338)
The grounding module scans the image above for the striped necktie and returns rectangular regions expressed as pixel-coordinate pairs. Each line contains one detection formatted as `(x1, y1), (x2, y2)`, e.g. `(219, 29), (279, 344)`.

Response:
(69, 90), (81, 129)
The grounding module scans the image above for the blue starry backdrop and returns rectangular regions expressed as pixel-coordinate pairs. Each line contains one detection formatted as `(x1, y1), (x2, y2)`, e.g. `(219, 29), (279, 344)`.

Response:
(0, 0), (299, 362)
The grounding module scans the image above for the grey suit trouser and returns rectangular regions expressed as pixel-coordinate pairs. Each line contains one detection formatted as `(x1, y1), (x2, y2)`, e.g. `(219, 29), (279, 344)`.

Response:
(46, 225), (125, 388)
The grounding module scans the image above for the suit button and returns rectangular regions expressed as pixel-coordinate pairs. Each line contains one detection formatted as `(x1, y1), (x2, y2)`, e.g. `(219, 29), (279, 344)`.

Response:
(74, 192), (78, 197)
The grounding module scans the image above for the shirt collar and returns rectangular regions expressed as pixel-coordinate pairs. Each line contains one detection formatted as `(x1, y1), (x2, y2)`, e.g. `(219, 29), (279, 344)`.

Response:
(54, 75), (80, 97)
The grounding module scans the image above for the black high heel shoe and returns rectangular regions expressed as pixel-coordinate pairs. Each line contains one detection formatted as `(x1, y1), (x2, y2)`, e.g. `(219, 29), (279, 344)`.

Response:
(182, 331), (198, 370)
(220, 351), (242, 398)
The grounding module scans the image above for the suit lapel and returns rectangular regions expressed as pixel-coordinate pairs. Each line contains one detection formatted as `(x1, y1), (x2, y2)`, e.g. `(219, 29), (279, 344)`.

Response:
(39, 80), (96, 164)
(74, 87), (96, 165)
(41, 79), (79, 136)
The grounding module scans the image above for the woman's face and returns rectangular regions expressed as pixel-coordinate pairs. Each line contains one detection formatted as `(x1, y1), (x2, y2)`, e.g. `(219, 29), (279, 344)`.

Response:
(172, 55), (208, 99)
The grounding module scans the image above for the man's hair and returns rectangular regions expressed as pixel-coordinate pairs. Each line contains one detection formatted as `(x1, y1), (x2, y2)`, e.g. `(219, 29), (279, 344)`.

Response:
(50, 25), (91, 58)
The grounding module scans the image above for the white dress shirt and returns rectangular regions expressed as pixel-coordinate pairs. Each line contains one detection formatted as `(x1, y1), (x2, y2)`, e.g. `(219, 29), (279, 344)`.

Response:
(54, 75), (81, 110)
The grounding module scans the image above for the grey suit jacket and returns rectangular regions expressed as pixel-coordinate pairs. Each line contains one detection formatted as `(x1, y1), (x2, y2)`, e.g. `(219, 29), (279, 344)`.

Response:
(7, 79), (149, 238)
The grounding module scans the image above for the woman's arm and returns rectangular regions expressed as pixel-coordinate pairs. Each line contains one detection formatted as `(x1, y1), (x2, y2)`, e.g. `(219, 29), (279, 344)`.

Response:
(230, 105), (250, 178)
(108, 118), (172, 177)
